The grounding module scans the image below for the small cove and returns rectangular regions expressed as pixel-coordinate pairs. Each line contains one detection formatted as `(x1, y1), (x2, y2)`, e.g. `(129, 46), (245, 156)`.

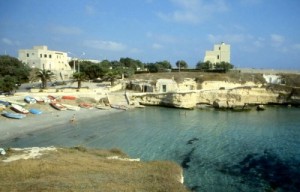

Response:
(2, 106), (300, 192)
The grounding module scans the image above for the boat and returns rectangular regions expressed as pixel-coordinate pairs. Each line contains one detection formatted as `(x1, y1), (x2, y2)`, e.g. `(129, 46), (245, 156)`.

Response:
(50, 102), (67, 111)
(33, 96), (44, 103)
(2, 111), (26, 119)
(62, 104), (80, 111)
(11, 104), (29, 114)
(41, 96), (51, 103)
(48, 95), (58, 102)
(0, 100), (10, 107)
(110, 104), (128, 110)
(62, 95), (76, 100)
(24, 96), (36, 104)
(95, 105), (111, 110)
(4, 100), (27, 107)
(79, 103), (93, 109)
(256, 104), (265, 111)
(29, 108), (42, 114)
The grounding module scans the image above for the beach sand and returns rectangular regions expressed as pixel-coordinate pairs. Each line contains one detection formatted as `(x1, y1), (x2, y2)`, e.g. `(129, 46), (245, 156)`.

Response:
(0, 102), (122, 142)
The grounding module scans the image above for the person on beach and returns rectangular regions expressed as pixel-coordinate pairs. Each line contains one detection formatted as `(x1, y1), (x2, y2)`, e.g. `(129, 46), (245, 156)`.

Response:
(70, 114), (76, 123)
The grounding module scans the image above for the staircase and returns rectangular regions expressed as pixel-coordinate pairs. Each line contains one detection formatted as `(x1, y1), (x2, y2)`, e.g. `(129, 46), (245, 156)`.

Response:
(107, 93), (129, 106)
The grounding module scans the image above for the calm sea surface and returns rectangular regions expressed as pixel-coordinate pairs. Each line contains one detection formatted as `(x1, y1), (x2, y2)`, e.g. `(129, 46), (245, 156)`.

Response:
(2, 106), (300, 192)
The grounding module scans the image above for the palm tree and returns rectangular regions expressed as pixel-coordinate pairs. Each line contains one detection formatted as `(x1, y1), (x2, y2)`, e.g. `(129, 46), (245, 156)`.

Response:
(35, 69), (56, 89)
(72, 72), (86, 89)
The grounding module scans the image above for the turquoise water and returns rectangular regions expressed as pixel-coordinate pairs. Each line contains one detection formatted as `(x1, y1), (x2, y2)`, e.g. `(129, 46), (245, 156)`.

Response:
(1, 106), (300, 191)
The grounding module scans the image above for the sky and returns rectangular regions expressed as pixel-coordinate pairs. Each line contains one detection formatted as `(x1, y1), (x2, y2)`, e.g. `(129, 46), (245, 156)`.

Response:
(0, 0), (300, 69)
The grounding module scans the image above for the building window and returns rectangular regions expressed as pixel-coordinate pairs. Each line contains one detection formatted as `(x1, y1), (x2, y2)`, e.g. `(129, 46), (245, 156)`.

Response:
(27, 53), (29, 57)
(217, 55), (220, 59)
(219, 47), (221, 50)
(49, 55), (52, 58)
(40, 54), (42, 58)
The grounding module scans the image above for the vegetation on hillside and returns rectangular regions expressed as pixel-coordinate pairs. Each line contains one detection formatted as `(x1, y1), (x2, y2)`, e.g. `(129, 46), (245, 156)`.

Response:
(0, 147), (188, 192)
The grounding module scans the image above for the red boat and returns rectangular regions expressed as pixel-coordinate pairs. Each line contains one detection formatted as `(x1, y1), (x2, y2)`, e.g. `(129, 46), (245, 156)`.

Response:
(62, 95), (76, 100)
(79, 103), (93, 109)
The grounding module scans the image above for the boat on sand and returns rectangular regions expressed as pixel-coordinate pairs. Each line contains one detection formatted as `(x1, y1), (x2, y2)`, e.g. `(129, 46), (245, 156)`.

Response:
(11, 104), (29, 114)
(79, 103), (93, 109)
(62, 95), (76, 100)
(24, 96), (36, 104)
(2, 111), (26, 119)
(62, 104), (80, 111)
(110, 104), (128, 110)
(50, 102), (67, 111)
(29, 108), (42, 115)
(95, 105), (111, 110)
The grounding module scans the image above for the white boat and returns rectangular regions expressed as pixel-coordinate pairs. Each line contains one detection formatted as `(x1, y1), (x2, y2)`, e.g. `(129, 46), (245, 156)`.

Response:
(33, 96), (44, 103)
(62, 104), (80, 111)
(50, 102), (67, 111)
(41, 96), (51, 103)
(4, 100), (27, 107)
(11, 104), (29, 114)
(95, 105), (111, 110)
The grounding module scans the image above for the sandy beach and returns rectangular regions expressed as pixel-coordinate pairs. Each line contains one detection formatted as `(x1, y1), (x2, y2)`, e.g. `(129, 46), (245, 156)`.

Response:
(0, 101), (123, 142)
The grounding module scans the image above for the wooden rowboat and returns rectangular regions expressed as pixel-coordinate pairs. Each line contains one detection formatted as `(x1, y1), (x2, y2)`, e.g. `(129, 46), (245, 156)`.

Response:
(11, 104), (29, 114)
(50, 102), (67, 111)
(79, 103), (93, 109)
(62, 104), (80, 111)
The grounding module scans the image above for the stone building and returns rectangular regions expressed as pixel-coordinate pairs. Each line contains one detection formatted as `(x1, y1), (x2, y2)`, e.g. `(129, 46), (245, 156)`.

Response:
(18, 46), (73, 80)
(204, 42), (231, 68)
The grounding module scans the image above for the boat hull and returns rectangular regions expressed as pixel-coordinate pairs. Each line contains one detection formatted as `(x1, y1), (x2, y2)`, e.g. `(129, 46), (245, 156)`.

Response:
(11, 104), (29, 114)
(2, 111), (26, 119)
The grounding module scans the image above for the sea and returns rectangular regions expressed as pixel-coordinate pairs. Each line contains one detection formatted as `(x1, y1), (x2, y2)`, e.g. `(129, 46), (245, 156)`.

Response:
(1, 106), (300, 192)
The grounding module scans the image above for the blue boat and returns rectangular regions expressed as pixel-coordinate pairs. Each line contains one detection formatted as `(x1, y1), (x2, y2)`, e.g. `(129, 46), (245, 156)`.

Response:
(0, 100), (10, 107)
(29, 108), (42, 115)
(24, 96), (36, 104)
(2, 111), (26, 119)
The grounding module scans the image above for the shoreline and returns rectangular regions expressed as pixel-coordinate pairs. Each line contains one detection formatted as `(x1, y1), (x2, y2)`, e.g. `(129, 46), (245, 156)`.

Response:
(0, 107), (123, 143)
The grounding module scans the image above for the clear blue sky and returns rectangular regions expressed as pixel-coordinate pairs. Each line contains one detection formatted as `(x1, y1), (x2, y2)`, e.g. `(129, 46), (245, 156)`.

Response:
(1, 0), (300, 69)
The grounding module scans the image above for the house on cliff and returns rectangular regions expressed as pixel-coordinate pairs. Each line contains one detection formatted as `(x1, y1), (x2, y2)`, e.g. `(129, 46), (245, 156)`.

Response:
(263, 74), (284, 84)
(156, 79), (178, 93)
(128, 78), (197, 93)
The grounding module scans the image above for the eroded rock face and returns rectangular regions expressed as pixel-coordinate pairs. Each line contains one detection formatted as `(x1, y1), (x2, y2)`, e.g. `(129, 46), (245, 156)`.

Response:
(128, 81), (294, 109)
(132, 92), (197, 109)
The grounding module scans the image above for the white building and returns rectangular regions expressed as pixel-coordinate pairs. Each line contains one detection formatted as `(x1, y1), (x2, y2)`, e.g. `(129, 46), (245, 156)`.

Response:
(263, 74), (283, 84)
(204, 42), (231, 67)
(18, 46), (73, 80)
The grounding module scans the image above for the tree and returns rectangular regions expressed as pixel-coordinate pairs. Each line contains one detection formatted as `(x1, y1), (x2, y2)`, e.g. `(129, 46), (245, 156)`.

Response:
(176, 60), (188, 69)
(72, 72), (87, 89)
(156, 60), (172, 71)
(145, 63), (158, 72)
(34, 69), (56, 89)
(196, 61), (211, 70)
(84, 64), (104, 79)
(0, 75), (18, 94)
(215, 61), (234, 72)
(104, 70), (121, 86)
(0, 55), (30, 84)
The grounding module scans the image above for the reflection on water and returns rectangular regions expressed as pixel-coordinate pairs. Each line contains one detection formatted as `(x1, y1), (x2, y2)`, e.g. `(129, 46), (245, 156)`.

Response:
(2, 106), (300, 192)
